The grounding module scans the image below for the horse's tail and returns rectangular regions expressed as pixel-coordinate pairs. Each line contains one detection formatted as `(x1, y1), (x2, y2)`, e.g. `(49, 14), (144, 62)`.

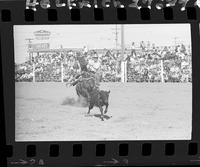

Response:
(76, 84), (81, 97)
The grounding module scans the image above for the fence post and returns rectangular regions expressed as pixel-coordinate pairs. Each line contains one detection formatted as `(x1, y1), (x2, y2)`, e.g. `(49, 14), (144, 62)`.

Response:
(120, 61), (123, 82)
(61, 62), (64, 82)
(160, 59), (164, 83)
(124, 60), (127, 82)
(120, 60), (128, 83)
(32, 52), (35, 82)
(121, 25), (126, 83)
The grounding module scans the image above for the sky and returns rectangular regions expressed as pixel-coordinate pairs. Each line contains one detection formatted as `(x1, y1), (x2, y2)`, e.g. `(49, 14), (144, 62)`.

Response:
(14, 24), (191, 64)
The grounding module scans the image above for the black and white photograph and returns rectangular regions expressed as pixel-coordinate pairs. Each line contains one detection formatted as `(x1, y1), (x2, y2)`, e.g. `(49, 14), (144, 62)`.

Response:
(14, 24), (192, 141)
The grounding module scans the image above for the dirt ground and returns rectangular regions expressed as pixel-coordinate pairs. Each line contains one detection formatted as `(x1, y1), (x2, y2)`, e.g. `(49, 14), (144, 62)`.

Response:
(15, 82), (192, 141)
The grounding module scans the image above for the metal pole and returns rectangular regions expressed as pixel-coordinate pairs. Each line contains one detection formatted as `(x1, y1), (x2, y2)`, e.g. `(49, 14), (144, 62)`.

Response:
(121, 24), (126, 82)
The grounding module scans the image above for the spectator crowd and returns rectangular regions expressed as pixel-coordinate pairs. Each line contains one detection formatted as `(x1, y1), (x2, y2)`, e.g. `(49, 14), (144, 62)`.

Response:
(15, 42), (192, 83)
(127, 42), (191, 82)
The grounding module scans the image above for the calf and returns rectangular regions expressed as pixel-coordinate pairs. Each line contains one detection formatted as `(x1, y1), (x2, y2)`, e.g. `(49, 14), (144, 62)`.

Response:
(87, 89), (110, 121)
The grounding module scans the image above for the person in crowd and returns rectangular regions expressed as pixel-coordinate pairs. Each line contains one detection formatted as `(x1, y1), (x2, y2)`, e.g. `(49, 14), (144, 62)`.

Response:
(147, 41), (151, 50)
(140, 41), (146, 52)
(131, 42), (137, 57)
(175, 44), (181, 54)
(180, 44), (186, 54)
(83, 46), (88, 56)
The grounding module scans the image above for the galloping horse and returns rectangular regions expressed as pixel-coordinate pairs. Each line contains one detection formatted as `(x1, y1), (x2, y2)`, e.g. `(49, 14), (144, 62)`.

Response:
(75, 76), (97, 103)
(67, 51), (101, 104)
(68, 71), (100, 104)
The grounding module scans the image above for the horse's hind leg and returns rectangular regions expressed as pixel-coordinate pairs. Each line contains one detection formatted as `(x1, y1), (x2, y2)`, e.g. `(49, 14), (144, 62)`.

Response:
(99, 106), (104, 121)
(104, 104), (108, 114)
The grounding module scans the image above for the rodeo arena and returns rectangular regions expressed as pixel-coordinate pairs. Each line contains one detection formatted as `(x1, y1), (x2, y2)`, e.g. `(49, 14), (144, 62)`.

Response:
(15, 26), (192, 141)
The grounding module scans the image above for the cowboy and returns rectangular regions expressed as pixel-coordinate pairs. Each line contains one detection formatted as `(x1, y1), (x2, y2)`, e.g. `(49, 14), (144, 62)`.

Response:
(87, 52), (101, 87)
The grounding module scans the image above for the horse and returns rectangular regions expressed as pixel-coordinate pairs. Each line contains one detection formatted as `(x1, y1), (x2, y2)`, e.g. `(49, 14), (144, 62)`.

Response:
(75, 77), (98, 104)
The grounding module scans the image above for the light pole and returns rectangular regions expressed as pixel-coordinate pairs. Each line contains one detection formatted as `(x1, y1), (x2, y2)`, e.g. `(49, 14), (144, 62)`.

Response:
(26, 38), (35, 82)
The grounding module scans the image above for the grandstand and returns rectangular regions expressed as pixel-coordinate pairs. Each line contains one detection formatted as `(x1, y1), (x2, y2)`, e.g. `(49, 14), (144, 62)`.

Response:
(15, 43), (192, 83)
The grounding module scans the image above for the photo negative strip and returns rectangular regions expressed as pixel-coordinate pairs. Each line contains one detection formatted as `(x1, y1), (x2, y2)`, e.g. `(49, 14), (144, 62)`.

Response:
(1, 1), (200, 166)
(14, 24), (192, 141)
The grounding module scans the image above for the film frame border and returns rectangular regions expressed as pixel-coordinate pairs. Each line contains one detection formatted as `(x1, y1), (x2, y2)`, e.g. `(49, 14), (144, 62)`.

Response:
(1, 0), (200, 166)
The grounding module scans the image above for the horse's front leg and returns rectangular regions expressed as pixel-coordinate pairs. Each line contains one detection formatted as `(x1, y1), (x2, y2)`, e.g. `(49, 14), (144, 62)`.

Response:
(87, 105), (93, 115)
(99, 106), (104, 121)
(104, 104), (109, 114)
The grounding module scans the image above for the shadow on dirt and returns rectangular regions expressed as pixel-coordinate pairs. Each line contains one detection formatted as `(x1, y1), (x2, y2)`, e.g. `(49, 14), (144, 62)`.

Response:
(61, 96), (88, 107)
(92, 114), (112, 120)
